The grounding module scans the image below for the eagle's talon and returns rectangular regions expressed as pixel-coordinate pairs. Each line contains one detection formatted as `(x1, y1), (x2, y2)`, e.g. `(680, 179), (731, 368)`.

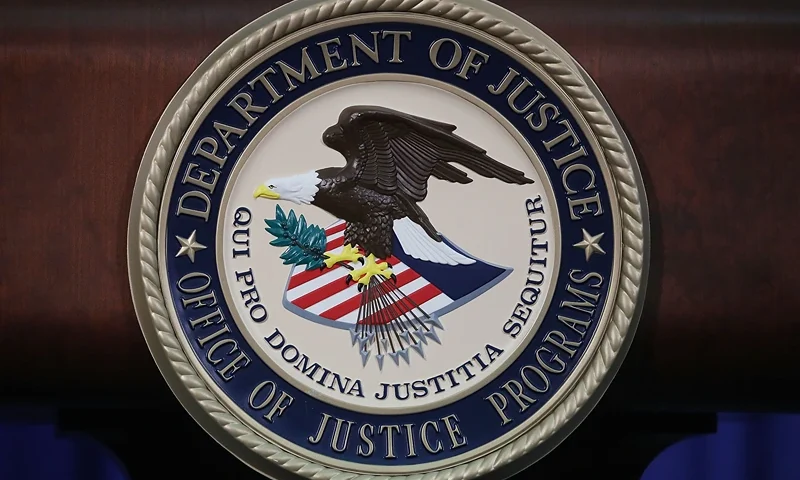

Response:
(323, 244), (364, 269)
(390, 273), (397, 283)
(349, 253), (394, 286)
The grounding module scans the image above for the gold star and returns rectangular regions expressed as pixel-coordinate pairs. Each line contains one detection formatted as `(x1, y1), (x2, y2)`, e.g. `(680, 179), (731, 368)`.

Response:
(175, 230), (206, 263)
(573, 229), (606, 261)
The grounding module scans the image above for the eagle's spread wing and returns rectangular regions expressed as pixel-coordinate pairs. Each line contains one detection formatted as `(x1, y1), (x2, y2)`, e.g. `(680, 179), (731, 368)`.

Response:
(335, 105), (534, 202)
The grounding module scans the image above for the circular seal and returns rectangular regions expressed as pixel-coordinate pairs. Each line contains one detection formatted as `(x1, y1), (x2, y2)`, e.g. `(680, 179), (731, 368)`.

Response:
(127, 0), (649, 478)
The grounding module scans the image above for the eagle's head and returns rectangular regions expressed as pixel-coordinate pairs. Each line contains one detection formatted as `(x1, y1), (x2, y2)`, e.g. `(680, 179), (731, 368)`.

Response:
(253, 171), (320, 205)
(322, 124), (345, 152)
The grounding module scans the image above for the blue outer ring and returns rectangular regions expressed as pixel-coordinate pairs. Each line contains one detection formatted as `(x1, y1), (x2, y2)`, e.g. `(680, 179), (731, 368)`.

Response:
(163, 21), (615, 466)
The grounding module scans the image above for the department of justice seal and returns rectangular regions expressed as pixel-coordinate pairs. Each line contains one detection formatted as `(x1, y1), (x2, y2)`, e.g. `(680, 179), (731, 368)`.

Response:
(127, 0), (649, 478)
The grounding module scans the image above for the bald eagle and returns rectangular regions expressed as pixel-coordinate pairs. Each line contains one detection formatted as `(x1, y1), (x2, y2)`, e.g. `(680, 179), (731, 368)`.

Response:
(254, 105), (533, 282)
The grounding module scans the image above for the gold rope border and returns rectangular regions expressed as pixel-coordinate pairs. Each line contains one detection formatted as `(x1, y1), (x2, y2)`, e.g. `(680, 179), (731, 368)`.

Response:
(134, 0), (645, 478)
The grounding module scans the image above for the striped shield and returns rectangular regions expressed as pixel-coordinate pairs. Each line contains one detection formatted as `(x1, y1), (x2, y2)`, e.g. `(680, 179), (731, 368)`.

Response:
(281, 219), (513, 336)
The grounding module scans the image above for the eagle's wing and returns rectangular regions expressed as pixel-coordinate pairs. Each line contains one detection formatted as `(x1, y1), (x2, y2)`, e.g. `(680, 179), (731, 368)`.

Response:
(337, 105), (534, 202)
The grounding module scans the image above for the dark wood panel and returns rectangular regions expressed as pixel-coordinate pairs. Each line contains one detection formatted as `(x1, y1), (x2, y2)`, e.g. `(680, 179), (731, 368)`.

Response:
(1, 0), (798, 410)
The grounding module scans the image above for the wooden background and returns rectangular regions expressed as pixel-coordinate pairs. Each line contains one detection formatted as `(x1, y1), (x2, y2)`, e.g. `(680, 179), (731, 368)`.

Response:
(1, 0), (799, 413)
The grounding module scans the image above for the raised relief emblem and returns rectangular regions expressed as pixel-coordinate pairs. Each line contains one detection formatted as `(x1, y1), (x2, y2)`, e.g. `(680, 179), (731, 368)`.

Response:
(128, 1), (649, 479)
(254, 106), (531, 366)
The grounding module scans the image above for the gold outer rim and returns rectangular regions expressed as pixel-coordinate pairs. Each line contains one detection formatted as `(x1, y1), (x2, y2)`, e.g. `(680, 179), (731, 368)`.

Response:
(127, 1), (650, 479)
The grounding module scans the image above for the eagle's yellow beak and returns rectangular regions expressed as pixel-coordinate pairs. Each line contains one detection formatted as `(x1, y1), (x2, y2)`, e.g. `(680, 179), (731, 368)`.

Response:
(253, 184), (280, 200)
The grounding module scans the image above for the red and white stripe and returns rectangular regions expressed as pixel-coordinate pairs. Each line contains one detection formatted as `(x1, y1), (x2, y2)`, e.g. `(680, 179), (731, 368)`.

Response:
(284, 220), (454, 324)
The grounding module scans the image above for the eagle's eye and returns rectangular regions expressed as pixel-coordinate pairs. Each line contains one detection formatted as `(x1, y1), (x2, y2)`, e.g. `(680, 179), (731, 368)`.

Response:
(323, 126), (343, 145)
(268, 184), (276, 189)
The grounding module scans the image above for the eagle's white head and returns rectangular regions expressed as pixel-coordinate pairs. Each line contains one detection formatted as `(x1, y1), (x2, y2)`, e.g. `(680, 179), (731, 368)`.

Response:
(253, 171), (321, 205)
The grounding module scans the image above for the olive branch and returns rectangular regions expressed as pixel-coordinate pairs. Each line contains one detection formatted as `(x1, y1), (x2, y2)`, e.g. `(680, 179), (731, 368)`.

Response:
(264, 205), (327, 270)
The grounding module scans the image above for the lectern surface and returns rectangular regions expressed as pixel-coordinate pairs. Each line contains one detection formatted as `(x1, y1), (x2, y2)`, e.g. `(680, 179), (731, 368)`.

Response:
(0, 0), (798, 412)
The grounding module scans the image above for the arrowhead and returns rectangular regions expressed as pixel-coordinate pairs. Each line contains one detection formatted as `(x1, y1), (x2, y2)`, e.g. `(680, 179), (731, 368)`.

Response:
(411, 342), (426, 358)
(389, 351), (401, 365)
(396, 348), (411, 364)
(360, 349), (370, 366)
(413, 329), (428, 345)
(350, 328), (360, 345)
(376, 353), (385, 370)
(425, 315), (443, 330)
(380, 337), (390, 351)
(399, 330), (411, 344)
(425, 328), (441, 345)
